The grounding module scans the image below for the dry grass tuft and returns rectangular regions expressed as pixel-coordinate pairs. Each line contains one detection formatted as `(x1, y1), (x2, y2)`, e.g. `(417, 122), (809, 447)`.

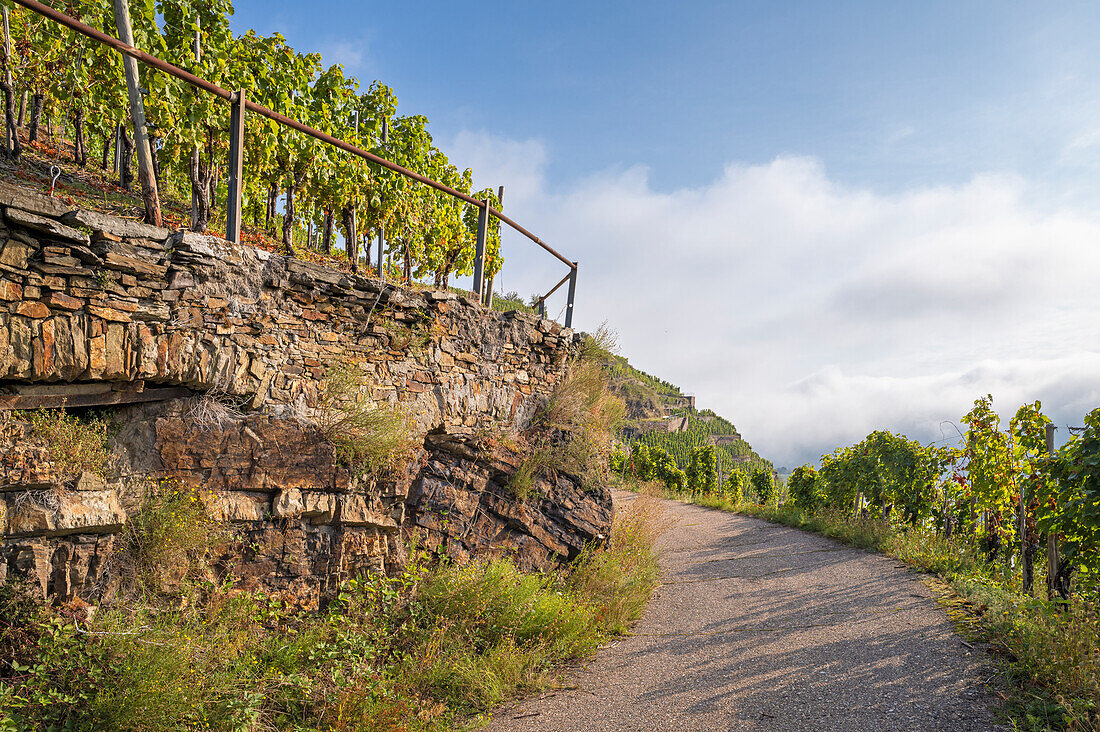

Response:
(184, 389), (247, 431)
(578, 321), (619, 363)
(314, 361), (416, 475)
(542, 358), (625, 436)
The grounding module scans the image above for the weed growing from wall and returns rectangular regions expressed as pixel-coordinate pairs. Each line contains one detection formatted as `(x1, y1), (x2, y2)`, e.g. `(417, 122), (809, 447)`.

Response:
(512, 325), (625, 496)
(19, 409), (115, 482)
(114, 480), (226, 597)
(314, 361), (415, 476)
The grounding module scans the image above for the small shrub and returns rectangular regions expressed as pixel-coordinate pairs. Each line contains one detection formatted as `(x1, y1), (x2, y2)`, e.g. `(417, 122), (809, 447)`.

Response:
(315, 362), (415, 475)
(725, 470), (746, 505)
(751, 467), (774, 504)
(507, 445), (553, 500)
(116, 480), (225, 596)
(21, 409), (114, 481)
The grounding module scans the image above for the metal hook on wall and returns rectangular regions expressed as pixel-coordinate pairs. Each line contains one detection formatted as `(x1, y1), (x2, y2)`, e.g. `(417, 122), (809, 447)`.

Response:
(48, 165), (62, 197)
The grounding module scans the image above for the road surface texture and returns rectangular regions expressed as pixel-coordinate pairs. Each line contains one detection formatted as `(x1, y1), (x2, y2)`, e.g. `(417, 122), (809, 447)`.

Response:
(488, 490), (1003, 732)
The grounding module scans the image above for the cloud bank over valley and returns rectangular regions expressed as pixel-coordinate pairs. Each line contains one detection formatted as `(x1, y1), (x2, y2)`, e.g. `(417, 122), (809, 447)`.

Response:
(447, 131), (1100, 467)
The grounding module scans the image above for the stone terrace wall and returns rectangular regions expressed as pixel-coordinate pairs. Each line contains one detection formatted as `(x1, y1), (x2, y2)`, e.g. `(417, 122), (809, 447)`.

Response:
(0, 182), (574, 431)
(0, 182), (611, 606)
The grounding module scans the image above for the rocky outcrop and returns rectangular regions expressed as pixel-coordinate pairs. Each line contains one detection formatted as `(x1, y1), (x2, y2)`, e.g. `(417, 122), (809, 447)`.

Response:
(0, 182), (613, 606)
(407, 431), (612, 570)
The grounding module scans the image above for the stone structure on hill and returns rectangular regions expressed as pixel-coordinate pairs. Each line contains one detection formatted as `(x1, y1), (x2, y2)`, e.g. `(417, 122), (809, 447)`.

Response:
(664, 395), (695, 411)
(0, 182), (612, 607)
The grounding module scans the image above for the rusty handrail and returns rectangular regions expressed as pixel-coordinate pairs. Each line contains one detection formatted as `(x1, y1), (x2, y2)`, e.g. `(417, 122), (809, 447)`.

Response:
(10, 0), (488, 208)
(536, 270), (573, 306)
(12, 0), (580, 324)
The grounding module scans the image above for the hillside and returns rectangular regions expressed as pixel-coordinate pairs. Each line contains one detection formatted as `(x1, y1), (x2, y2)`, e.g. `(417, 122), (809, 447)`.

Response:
(608, 356), (774, 477)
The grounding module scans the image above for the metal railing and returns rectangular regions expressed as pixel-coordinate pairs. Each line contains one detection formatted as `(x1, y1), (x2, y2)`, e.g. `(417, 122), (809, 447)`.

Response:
(11, 0), (578, 327)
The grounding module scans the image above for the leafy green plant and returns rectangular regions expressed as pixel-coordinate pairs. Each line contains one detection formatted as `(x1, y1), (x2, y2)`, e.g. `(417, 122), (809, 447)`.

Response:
(787, 464), (822, 512)
(724, 469), (746, 505)
(116, 480), (225, 596)
(1042, 407), (1100, 599)
(21, 409), (114, 482)
(751, 467), (774, 504)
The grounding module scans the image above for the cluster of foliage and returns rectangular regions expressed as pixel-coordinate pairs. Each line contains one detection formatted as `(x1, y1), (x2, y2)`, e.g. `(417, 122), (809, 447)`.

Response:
(5, 0), (502, 287)
(0, 494), (663, 731)
(785, 395), (1099, 602)
(612, 442), (775, 506)
(632, 417), (772, 480)
(18, 409), (115, 482)
(605, 355), (774, 496)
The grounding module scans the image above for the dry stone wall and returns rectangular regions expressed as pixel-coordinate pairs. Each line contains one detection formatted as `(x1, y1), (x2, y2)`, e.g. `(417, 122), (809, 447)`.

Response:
(0, 182), (612, 606)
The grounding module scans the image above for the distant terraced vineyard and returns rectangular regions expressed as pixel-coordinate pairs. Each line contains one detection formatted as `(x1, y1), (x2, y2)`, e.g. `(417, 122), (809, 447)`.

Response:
(608, 356), (774, 477)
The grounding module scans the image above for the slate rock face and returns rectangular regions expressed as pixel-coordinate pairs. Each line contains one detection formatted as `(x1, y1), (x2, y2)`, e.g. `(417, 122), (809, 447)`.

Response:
(405, 430), (613, 571)
(0, 182), (611, 606)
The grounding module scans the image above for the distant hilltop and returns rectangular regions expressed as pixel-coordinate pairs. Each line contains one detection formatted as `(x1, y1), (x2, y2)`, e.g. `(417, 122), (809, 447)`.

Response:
(607, 356), (773, 478)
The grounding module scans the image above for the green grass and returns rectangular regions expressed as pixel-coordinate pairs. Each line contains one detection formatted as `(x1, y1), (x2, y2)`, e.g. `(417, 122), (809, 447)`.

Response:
(0, 494), (662, 731)
(640, 484), (1099, 732)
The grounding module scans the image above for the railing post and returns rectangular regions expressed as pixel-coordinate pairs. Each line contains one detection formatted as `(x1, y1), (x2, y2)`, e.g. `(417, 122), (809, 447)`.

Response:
(225, 89), (246, 246)
(472, 197), (489, 304)
(564, 264), (577, 328)
(376, 222), (384, 278)
(538, 299), (545, 318)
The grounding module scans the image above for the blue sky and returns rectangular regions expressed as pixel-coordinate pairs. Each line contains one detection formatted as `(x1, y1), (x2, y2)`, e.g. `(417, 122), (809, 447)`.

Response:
(231, 1), (1100, 197)
(230, 0), (1100, 466)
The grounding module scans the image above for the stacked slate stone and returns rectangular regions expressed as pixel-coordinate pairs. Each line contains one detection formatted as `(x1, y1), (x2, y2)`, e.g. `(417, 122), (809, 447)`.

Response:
(0, 181), (611, 608)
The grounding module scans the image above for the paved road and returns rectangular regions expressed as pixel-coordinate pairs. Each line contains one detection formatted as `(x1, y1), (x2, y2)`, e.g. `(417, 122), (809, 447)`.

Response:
(488, 490), (1002, 732)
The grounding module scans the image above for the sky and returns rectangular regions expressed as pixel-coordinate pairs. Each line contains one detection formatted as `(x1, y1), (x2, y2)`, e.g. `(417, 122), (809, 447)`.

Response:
(231, 0), (1100, 468)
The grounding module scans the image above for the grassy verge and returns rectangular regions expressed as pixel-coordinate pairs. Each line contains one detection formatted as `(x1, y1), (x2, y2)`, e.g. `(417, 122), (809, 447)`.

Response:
(0, 490), (662, 731)
(639, 484), (1098, 731)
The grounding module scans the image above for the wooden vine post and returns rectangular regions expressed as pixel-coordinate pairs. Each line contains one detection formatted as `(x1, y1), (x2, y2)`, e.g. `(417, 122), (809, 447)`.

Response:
(111, 0), (162, 226)
(1021, 471), (1034, 595)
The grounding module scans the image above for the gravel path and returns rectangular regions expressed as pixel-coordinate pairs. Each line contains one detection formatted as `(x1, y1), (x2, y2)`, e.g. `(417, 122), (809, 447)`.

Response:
(487, 490), (1003, 732)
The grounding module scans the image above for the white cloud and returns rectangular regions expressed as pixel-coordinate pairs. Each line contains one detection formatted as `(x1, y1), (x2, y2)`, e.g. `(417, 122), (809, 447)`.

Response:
(885, 125), (916, 146)
(444, 131), (1100, 467)
(316, 37), (370, 77)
